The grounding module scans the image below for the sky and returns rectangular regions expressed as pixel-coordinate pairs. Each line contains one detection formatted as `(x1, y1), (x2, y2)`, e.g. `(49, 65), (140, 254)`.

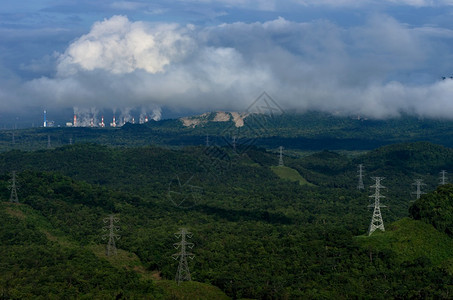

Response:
(2, 0), (453, 126)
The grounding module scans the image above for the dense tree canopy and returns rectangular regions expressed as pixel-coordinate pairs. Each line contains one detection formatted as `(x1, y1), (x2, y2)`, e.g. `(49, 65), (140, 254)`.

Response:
(0, 141), (451, 298)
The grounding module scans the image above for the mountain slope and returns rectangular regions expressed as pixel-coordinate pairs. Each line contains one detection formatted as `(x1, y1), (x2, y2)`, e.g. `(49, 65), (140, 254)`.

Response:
(0, 202), (162, 299)
(0, 174), (230, 299)
(357, 218), (453, 269)
(410, 183), (453, 236)
(0, 142), (452, 298)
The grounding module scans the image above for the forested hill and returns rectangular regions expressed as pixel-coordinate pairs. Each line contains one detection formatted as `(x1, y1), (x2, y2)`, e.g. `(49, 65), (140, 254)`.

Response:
(410, 183), (453, 237)
(0, 171), (229, 299)
(0, 142), (452, 224)
(3, 112), (453, 151)
(358, 183), (453, 283)
(0, 141), (452, 298)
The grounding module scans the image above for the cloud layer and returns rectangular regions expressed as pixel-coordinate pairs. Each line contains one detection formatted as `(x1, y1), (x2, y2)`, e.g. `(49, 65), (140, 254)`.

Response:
(12, 14), (453, 119)
(57, 16), (195, 75)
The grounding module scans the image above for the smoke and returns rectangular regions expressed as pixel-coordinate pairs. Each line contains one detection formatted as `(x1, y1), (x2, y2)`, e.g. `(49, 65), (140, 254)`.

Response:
(151, 106), (162, 121)
(119, 107), (133, 125)
(73, 107), (99, 127)
(15, 15), (453, 119)
(139, 107), (147, 124)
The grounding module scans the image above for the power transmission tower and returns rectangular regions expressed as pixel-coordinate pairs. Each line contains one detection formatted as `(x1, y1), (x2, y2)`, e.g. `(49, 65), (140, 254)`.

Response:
(8, 171), (19, 203)
(439, 170), (448, 185)
(69, 137), (73, 145)
(368, 177), (386, 236)
(102, 215), (120, 256)
(232, 136), (237, 152)
(357, 164), (364, 189)
(172, 228), (195, 285)
(47, 135), (51, 149)
(411, 179), (426, 200)
(206, 134), (210, 147)
(278, 146), (284, 166)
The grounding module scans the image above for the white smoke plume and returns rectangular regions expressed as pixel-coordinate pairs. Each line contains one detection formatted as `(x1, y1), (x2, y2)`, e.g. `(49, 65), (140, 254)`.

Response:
(73, 107), (99, 127)
(139, 107), (147, 124)
(119, 107), (133, 125)
(151, 106), (162, 121)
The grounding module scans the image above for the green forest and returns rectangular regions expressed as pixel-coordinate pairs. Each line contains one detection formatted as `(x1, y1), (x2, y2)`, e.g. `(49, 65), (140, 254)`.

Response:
(4, 112), (453, 152)
(0, 134), (452, 298)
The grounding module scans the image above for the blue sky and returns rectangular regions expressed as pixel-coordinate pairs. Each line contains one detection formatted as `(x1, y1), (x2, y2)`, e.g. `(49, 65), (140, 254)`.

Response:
(2, 1), (453, 126)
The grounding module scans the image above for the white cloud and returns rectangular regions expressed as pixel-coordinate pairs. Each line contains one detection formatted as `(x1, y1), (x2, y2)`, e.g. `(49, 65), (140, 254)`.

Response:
(57, 15), (196, 75)
(20, 15), (453, 119)
(292, 0), (453, 7)
(384, 0), (434, 7)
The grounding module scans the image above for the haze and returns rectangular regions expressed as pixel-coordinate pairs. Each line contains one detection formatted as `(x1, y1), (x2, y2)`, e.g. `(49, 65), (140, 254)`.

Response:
(2, 1), (453, 127)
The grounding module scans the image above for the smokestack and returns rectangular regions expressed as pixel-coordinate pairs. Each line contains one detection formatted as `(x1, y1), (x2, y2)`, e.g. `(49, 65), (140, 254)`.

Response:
(43, 110), (47, 127)
(145, 115), (149, 123)
(100, 116), (105, 127)
(111, 115), (116, 127)
(73, 114), (77, 127)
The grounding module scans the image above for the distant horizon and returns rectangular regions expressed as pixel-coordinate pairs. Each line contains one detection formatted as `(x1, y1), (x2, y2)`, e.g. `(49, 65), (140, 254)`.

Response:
(1, 108), (452, 131)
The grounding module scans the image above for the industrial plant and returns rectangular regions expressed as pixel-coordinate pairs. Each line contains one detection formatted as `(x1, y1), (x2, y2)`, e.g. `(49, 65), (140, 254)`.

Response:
(42, 110), (153, 128)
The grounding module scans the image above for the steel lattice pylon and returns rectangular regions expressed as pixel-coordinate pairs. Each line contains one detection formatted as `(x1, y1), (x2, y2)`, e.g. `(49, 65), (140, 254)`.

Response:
(411, 179), (426, 201)
(278, 146), (284, 166)
(357, 164), (364, 190)
(172, 228), (195, 285)
(439, 170), (448, 185)
(368, 177), (386, 236)
(102, 215), (120, 256)
(8, 171), (19, 204)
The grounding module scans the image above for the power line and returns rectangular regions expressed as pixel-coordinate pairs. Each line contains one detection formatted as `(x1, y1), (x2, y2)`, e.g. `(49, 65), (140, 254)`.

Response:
(172, 228), (195, 285)
(102, 214), (120, 256)
(368, 177), (386, 236)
